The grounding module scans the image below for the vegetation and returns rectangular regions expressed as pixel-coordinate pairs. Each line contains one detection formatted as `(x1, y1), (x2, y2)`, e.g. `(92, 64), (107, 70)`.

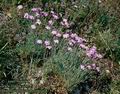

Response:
(0, 0), (120, 94)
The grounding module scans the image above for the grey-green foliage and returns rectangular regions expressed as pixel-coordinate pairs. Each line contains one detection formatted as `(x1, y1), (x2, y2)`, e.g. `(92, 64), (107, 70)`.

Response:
(43, 46), (89, 91)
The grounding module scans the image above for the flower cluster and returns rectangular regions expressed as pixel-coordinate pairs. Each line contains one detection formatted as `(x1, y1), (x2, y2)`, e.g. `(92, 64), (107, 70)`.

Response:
(24, 13), (35, 20)
(23, 7), (70, 30)
(61, 18), (70, 28)
(23, 7), (102, 60)
(86, 46), (102, 59)
(80, 63), (100, 72)
(36, 39), (52, 50)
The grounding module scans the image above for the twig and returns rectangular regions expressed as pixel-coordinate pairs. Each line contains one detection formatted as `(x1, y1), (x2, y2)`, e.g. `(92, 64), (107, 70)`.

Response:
(0, 42), (9, 52)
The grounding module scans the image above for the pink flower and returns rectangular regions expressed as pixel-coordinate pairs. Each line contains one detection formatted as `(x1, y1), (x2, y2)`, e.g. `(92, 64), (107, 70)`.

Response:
(31, 8), (38, 12)
(70, 33), (77, 38)
(24, 13), (29, 19)
(42, 12), (48, 17)
(96, 54), (103, 59)
(85, 46), (103, 59)
(63, 33), (69, 38)
(79, 44), (88, 50)
(66, 25), (69, 28)
(48, 20), (54, 25)
(86, 46), (102, 59)
(51, 30), (57, 35)
(91, 63), (96, 69)
(31, 8), (41, 12)
(44, 40), (50, 46)
(62, 18), (70, 27)
(56, 33), (62, 37)
(86, 52), (92, 58)
(70, 39), (76, 44)
(74, 36), (79, 40)
(61, 21), (69, 28)
(64, 22), (69, 28)
(80, 37), (86, 42)
(52, 14), (59, 19)
(91, 46), (97, 51)
(89, 47), (96, 55)
(86, 46), (97, 58)
(29, 15), (35, 20)
(75, 36), (82, 43)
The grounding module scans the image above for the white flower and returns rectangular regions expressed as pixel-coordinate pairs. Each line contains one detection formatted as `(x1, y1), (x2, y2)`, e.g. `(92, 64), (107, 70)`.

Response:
(45, 25), (51, 30)
(40, 79), (44, 84)
(87, 65), (92, 69)
(51, 11), (55, 14)
(36, 19), (41, 25)
(69, 41), (73, 46)
(74, 5), (78, 8)
(51, 30), (57, 35)
(60, 21), (64, 26)
(35, 12), (40, 17)
(63, 18), (67, 22)
(96, 54), (103, 59)
(96, 67), (100, 72)
(70, 39), (76, 44)
(31, 24), (36, 29)
(56, 33), (61, 37)
(99, 0), (102, 3)
(31, 79), (35, 84)
(17, 5), (23, 10)
(36, 39), (42, 44)
(31, 8), (40, 12)
(48, 20), (54, 25)
(79, 44), (88, 50)
(80, 65), (85, 70)
(46, 45), (52, 49)
(106, 70), (110, 73)
(24, 13), (29, 19)
(63, 33), (69, 38)
(54, 39), (59, 44)
(67, 47), (72, 51)
(52, 14), (59, 19)
(25, 92), (28, 94)
(91, 64), (96, 68)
